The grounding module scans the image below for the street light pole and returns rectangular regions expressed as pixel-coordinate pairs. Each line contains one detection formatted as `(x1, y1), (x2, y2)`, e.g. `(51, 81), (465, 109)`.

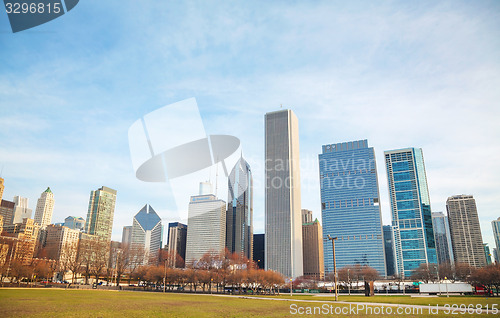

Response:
(347, 268), (350, 295)
(327, 235), (338, 301)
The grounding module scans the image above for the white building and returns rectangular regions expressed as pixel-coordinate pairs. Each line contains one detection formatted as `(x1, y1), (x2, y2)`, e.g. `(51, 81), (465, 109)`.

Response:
(12, 196), (32, 224)
(265, 109), (303, 278)
(131, 205), (162, 264)
(185, 185), (226, 266)
(34, 187), (55, 229)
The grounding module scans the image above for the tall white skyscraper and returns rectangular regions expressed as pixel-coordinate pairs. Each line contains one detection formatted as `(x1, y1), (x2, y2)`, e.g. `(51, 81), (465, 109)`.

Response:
(34, 187), (55, 229)
(185, 183), (226, 266)
(492, 217), (500, 261)
(12, 195), (32, 224)
(265, 109), (303, 278)
(131, 204), (162, 264)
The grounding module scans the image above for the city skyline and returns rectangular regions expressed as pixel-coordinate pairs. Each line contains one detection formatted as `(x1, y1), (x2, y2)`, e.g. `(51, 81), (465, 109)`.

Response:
(0, 1), (499, 249)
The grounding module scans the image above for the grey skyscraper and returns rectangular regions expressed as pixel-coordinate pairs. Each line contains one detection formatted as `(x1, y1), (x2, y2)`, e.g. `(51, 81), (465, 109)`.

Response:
(131, 204), (162, 264)
(432, 212), (454, 265)
(12, 196), (32, 224)
(265, 109), (303, 278)
(226, 156), (253, 260)
(385, 148), (437, 278)
(122, 225), (132, 246)
(446, 195), (486, 268)
(64, 216), (85, 231)
(85, 186), (117, 241)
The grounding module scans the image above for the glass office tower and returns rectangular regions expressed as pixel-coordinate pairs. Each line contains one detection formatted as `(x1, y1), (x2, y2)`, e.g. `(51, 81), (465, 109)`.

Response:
(384, 148), (437, 278)
(319, 140), (386, 277)
(226, 156), (253, 260)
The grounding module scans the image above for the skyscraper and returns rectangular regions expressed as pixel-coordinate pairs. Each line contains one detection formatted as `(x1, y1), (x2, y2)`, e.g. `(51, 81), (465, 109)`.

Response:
(0, 177), (4, 202)
(122, 225), (132, 246)
(431, 212), (454, 265)
(383, 225), (395, 277)
(226, 156), (253, 260)
(492, 217), (500, 260)
(44, 224), (80, 265)
(167, 222), (187, 266)
(131, 204), (162, 264)
(301, 209), (313, 224)
(185, 184), (226, 266)
(12, 196), (32, 224)
(446, 195), (486, 268)
(34, 187), (55, 229)
(484, 243), (492, 265)
(320, 140), (386, 277)
(265, 109), (303, 278)
(302, 218), (325, 280)
(64, 216), (85, 231)
(385, 148), (437, 277)
(0, 199), (15, 225)
(253, 234), (265, 269)
(85, 186), (117, 241)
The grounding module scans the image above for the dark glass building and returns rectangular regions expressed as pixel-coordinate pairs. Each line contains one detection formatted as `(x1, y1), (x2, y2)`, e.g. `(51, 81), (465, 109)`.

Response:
(319, 140), (386, 277)
(253, 233), (265, 269)
(383, 225), (395, 276)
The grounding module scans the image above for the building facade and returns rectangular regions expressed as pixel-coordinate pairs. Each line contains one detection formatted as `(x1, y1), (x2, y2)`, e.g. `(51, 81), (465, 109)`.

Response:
(492, 217), (500, 260)
(185, 191), (226, 266)
(131, 204), (162, 264)
(0, 177), (4, 202)
(446, 195), (486, 268)
(12, 196), (32, 224)
(44, 224), (80, 265)
(85, 186), (117, 241)
(484, 243), (492, 265)
(34, 187), (55, 229)
(301, 209), (313, 224)
(302, 218), (325, 280)
(64, 216), (85, 231)
(0, 200), (15, 225)
(265, 109), (303, 278)
(320, 140), (386, 277)
(167, 222), (187, 267)
(383, 225), (395, 277)
(431, 212), (454, 265)
(226, 156), (253, 260)
(385, 147), (437, 277)
(1, 218), (40, 265)
(122, 225), (132, 246)
(253, 233), (265, 269)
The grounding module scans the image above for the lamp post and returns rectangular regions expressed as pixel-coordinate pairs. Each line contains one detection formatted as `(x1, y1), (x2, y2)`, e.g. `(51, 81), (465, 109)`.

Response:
(290, 278), (293, 296)
(327, 235), (338, 301)
(347, 268), (350, 295)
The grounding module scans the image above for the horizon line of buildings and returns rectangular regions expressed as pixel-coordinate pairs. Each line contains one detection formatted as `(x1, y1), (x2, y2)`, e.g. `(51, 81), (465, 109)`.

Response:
(0, 109), (499, 281)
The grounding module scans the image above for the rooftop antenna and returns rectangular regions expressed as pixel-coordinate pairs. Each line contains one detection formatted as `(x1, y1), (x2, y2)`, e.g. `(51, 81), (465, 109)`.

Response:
(280, 104), (283, 109)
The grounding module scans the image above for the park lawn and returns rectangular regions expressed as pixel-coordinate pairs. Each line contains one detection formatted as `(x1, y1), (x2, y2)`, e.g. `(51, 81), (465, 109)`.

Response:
(0, 289), (492, 318)
(247, 294), (500, 308)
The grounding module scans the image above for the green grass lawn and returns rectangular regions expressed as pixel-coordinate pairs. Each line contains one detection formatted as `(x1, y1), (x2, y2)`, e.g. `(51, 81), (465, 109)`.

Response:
(0, 289), (497, 317)
(248, 294), (500, 308)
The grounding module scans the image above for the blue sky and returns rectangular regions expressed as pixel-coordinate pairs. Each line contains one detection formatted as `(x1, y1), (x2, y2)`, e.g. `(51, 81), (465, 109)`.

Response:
(0, 1), (499, 249)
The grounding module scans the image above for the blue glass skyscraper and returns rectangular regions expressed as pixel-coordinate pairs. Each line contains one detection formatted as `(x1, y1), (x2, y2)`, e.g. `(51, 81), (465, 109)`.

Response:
(319, 140), (386, 277)
(384, 148), (437, 278)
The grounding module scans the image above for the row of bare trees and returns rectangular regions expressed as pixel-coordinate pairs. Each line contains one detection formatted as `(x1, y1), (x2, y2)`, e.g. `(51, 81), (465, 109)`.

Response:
(410, 262), (500, 296)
